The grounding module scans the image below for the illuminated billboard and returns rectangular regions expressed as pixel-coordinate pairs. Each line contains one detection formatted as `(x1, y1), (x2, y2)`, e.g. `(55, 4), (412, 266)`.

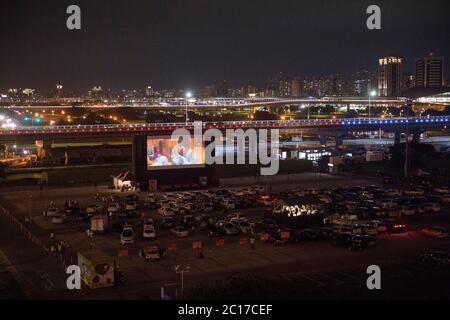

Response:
(147, 136), (205, 170)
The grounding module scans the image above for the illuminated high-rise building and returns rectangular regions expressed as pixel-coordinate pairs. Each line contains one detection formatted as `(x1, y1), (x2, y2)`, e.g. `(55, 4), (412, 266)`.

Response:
(378, 55), (403, 97)
(415, 53), (444, 88)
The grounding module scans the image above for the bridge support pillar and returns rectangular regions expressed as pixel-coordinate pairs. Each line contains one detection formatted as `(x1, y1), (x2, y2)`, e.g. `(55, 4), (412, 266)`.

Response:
(132, 135), (148, 191)
(319, 135), (327, 146)
(335, 135), (343, 151)
(394, 132), (401, 145)
(412, 132), (420, 144)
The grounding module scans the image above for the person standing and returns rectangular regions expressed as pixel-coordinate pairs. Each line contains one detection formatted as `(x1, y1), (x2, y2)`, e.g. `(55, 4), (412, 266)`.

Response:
(250, 237), (255, 249)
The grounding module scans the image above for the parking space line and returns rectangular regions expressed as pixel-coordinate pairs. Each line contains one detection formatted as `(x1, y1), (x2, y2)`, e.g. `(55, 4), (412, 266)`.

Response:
(300, 274), (326, 287)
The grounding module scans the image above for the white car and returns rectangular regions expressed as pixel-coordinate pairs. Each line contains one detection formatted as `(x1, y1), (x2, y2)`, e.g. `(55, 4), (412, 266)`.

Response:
(385, 189), (402, 197)
(46, 206), (59, 217)
(163, 193), (177, 201)
(433, 187), (449, 194)
(441, 194), (450, 203)
(125, 201), (136, 211)
(422, 203), (441, 213)
(120, 225), (135, 245)
(272, 205), (285, 215)
(230, 219), (252, 234)
(421, 226), (449, 239)
(86, 204), (102, 215)
(170, 226), (189, 238)
(318, 195), (332, 204)
(223, 199), (235, 209)
(158, 207), (175, 217)
(403, 189), (425, 196)
(143, 221), (156, 239)
(107, 202), (121, 214)
(379, 199), (397, 209)
(218, 222), (240, 235)
(51, 214), (66, 224)
(399, 205), (415, 216)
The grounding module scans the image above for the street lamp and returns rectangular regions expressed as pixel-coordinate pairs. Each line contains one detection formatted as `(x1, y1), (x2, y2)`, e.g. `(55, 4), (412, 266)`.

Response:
(185, 91), (192, 125)
(368, 90), (377, 119)
(175, 264), (190, 297)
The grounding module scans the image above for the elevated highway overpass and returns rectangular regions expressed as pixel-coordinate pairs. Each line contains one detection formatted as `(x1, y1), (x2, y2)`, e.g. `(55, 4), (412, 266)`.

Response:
(0, 116), (448, 142)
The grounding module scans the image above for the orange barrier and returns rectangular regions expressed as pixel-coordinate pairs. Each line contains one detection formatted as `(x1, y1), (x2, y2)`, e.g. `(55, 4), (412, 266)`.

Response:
(192, 241), (202, 249)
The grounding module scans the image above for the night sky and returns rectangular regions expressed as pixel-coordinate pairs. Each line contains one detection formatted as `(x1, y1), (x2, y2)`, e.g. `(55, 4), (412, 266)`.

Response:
(1, 0), (449, 93)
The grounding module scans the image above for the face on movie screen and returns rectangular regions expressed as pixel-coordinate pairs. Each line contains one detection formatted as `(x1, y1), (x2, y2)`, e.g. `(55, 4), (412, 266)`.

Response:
(146, 136), (205, 170)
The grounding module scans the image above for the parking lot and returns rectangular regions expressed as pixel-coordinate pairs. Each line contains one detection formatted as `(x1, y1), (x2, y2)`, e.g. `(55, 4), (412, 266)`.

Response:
(0, 175), (449, 299)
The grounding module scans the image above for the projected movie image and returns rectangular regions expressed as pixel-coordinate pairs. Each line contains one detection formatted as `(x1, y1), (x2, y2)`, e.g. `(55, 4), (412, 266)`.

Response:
(147, 136), (205, 170)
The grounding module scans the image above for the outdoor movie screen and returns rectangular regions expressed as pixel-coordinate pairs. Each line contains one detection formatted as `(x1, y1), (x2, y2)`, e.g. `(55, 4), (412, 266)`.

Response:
(146, 136), (205, 170)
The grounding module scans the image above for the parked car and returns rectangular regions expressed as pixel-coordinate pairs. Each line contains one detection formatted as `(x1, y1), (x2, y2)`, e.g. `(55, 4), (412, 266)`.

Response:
(216, 222), (240, 235)
(120, 224), (135, 245)
(46, 206), (59, 217)
(159, 207), (175, 217)
(230, 218), (252, 234)
(335, 232), (374, 250)
(420, 251), (450, 266)
(86, 204), (102, 216)
(440, 194), (450, 204)
(51, 214), (67, 224)
(170, 226), (190, 238)
(422, 203), (441, 213)
(421, 226), (449, 239)
(107, 203), (121, 215)
(207, 224), (226, 237)
(385, 221), (407, 233)
(158, 217), (174, 229)
(143, 220), (157, 239)
(125, 201), (137, 211)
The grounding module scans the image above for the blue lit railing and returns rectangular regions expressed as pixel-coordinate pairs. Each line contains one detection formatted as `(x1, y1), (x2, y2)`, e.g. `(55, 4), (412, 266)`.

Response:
(1, 116), (449, 134)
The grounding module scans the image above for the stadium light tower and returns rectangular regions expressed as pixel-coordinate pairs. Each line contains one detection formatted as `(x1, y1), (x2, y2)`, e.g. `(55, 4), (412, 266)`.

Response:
(185, 91), (192, 125)
(368, 90), (377, 119)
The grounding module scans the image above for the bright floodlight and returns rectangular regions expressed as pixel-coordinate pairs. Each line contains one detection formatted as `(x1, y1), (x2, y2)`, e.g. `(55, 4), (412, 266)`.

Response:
(370, 90), (377, 97)
(185, 91), (192, 98)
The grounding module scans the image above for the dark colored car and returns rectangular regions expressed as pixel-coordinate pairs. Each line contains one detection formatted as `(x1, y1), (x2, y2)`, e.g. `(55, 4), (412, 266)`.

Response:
(334, 232), (370, 250)
(207, 224), (226, 237)
(74, 209), (90, 222)
(385, 220), (407, 233)
(298, 229), (321, 241)
(317, 227), (335, 240)
(420, 251), (450, 266)
(160, 217), (175, 229)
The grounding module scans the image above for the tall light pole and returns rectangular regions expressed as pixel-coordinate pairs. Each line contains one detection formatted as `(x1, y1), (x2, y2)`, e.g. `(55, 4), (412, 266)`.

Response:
(185, 91), (192, 125)
(175, 264), (190, 297)
(368, 90), (377, 119)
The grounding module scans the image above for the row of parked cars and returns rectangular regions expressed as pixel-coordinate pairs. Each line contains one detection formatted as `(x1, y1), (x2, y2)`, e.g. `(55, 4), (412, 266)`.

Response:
(43, 194), (142, 224)
(274, 184), (449, 221)
(148, 186), (267, 217)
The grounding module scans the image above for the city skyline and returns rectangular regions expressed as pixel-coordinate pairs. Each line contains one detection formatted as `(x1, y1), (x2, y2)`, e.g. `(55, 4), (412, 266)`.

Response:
(1, 0), (449, 92)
